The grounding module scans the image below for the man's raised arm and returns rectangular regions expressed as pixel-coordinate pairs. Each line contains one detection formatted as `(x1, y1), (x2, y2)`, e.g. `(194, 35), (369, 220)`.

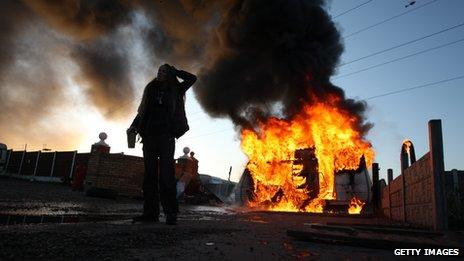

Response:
(175, 69), (197, 93)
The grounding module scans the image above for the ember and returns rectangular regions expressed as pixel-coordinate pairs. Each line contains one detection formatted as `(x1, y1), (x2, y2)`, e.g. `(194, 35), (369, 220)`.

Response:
(240, 94), (374, 213)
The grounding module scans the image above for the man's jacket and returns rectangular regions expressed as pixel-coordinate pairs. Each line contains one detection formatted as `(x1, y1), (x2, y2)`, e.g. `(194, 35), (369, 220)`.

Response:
(131, 69), (197, 139)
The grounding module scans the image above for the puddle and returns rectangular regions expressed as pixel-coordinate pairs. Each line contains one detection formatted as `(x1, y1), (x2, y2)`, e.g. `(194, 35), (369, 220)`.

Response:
(188, 205), (236, 215)
(0, 214), (78, 226)
(0, 200), (237, 226)
(0, 201), (140, 217)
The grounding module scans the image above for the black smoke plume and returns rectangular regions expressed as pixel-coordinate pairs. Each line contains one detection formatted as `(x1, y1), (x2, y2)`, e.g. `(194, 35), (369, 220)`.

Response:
(194, 0), (371, 134)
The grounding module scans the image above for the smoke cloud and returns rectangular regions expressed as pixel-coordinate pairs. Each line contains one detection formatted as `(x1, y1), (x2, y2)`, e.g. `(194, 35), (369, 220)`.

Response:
(0, 0), (139, 149)
(71, 38), (134, 118)
(0, 0), (371, 150)
(0, 0), (30, 80)
(194, 0), (371, 134)
(0, 0), (80, 150)
(22, 0), (138, 119)
(22, 0), (134, 41)
(138, 0), (225, 67)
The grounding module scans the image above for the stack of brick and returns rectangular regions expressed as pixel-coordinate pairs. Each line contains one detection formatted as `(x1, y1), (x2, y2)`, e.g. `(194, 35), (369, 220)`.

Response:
(85, 152), (144, 198)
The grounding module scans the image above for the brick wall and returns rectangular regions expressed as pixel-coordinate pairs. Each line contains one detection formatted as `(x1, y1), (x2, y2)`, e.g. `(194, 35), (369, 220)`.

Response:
(403, 153), (434, 228)
(382, 174), (404, 221)
(381, 153), (436, 228)
(85, 152), (144, 198)
(381, 120), (447, 230)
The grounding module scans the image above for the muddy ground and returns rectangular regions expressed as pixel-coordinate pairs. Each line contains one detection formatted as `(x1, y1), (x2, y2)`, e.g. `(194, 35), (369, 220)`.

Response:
(0, 177), (461, 260)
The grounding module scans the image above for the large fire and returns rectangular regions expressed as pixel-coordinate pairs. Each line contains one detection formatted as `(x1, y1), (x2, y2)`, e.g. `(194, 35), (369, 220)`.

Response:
(240, 95), (374, 213)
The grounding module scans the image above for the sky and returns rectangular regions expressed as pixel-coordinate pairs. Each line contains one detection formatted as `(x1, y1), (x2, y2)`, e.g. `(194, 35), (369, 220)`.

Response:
(3, 0), (464, 183)
(330, 0), (464, 181)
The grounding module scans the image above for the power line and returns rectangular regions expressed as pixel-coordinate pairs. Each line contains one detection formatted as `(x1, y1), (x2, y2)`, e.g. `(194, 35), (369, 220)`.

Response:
(366, 74), (464, 100)
(343, 0), (440, 39)
(340, 21), (464, 67)
(333, 0), (375, 19)
(333, 37), (464, 79)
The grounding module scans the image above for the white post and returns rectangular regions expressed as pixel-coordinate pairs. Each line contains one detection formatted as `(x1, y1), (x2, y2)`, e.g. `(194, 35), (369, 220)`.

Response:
(4, 150), (12, 173)
(18, 151), (26, 175)
(50, 152), (57, 177)
(69, 151), (77, 179)
(33, 151), (41, 176)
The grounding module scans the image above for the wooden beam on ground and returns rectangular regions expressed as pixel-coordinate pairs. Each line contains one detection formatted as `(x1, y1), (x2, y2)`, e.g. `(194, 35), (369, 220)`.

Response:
(306, 223), (442, 237)
(350, 225), (443, 237)
(287, 229), (460, 250)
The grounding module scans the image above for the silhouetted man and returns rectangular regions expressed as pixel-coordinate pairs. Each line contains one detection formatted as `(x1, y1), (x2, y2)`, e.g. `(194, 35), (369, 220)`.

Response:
(129, 64), (196, 225)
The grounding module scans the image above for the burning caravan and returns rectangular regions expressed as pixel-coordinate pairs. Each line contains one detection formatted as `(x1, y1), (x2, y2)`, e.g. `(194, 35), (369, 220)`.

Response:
(334, 155), (372, 203)
(235, 147), (372, 214)
(234, 95), (374, 214)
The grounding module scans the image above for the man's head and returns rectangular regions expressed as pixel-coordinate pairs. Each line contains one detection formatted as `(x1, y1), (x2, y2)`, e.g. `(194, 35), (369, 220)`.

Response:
(157, 64), (172, 81)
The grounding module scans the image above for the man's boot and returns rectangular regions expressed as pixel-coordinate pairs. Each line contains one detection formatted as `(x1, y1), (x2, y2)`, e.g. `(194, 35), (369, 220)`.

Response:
(132, 213), (159, 223)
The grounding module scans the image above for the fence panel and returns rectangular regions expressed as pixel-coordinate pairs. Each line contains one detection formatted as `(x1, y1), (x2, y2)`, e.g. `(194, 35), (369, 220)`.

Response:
(35, 152), (55, 177)
(20, 151), (40, 176)
(6, 151), (24, 174)
(52, 152), (75, 178)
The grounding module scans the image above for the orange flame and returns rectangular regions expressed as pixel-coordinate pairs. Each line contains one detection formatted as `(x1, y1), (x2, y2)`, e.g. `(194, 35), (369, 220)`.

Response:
(348, 197), (365, 214)
(240, 95), (374, 213)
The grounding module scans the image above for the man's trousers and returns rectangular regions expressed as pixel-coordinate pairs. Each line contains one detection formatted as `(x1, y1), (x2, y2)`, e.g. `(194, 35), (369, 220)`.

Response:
(142, 135), (178, 217)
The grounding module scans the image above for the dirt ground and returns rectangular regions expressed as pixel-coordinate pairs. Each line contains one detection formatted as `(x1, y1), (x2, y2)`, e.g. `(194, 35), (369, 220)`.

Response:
(0, 177), (461, 260)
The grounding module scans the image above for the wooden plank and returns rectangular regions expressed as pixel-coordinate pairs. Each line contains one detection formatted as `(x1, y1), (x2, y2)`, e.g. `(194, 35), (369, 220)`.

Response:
(351, 225), (443, 237)
(306, 223), (442, 237)
(287, 229), (460, 250)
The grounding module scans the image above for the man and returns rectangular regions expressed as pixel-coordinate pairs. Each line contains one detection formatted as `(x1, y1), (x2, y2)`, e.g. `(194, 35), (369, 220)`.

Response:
(129, 64), (196, 225)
